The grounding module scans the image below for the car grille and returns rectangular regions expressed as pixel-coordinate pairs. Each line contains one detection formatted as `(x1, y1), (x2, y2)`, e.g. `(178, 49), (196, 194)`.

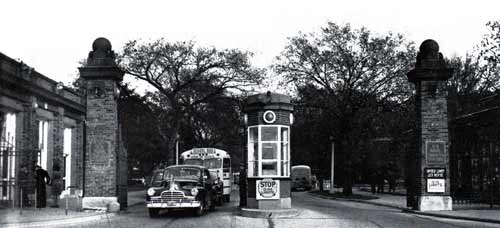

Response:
(161, 191), (185, 201)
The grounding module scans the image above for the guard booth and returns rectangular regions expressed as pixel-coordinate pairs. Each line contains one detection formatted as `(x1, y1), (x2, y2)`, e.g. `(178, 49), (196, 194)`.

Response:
(243, 92), (293, 210)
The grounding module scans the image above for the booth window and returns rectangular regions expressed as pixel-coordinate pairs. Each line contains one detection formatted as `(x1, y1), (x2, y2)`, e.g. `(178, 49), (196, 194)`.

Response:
(247, 125), (290, 177)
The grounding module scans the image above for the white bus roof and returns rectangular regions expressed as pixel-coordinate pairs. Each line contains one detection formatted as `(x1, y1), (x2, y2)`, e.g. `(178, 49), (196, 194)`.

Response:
(291, 165), (311, 169)
(181, 148), (229, 157)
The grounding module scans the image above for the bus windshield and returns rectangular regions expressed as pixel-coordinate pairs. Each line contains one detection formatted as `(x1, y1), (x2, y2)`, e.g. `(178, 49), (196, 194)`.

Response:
(204, 158), (222, 169)
(184, 158), (222, 169)
(292, 168), (311, 176)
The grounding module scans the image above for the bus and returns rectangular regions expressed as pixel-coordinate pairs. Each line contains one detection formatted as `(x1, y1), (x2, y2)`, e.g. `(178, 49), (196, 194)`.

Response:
(291, 165), (313, 191)
(180, 148), (232, 203)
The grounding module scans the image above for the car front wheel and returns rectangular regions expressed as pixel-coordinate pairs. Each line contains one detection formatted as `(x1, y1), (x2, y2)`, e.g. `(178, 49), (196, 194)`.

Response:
(223, 195), (230, 203)
(209, 194), (216, 211)
(148, 208), (160, 218)
(195, 202), (205, 216)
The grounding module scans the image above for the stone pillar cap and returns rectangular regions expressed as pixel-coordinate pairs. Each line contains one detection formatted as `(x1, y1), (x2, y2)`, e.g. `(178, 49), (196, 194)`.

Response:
(407, 39), (453, 83)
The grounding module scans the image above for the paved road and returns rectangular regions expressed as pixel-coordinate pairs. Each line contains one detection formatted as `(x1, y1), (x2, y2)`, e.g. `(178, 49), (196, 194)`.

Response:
(48, 191), (499, 228)
(291, 191), (499, 228)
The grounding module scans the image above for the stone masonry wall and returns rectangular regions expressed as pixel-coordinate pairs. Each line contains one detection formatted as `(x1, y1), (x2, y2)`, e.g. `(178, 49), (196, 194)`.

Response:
(418, 80), (450, 196)
(84, 79), (119, 197)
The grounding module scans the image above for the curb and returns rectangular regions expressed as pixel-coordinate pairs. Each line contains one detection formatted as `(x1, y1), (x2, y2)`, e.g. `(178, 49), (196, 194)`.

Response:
(309, 192), (406, 210)
(239, 207), (299, 218)
(309, 192), (500, 225)
(1, 212), (115, 228)
(402, 209), (500, 225)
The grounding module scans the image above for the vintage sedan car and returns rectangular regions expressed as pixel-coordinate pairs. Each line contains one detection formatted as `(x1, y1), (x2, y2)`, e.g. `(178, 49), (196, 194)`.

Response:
(146, 165), (219, 217)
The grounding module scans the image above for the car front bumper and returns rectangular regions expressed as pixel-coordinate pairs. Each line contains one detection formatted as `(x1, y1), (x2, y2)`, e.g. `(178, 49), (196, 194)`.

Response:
(146, 201), (201, 208)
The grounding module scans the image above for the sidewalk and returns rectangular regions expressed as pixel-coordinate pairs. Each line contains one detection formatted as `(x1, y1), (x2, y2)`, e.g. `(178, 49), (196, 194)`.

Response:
(311, 186), (500, 225)
(0, 189), (146, 227)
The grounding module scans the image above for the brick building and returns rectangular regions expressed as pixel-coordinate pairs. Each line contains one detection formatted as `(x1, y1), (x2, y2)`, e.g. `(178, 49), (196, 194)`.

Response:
(0, 51), (86, 207)
(0, 38), (127, 210)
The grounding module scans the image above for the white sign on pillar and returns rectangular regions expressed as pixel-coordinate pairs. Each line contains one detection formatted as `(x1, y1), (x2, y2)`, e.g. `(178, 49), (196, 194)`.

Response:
(427, 179), (445, 193)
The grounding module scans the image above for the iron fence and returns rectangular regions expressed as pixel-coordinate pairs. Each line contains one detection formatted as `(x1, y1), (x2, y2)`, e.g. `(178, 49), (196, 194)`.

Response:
(0, 135), (38, 208)
(0, 134), (16, 208)
(449, 100), (500, 208)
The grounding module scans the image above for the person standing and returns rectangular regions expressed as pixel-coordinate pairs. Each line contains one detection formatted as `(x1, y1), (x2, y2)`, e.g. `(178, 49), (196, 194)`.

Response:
(376, 168), (385, 194)
(369, 169), (377, 194)
(387, 164), (398, 193)
(239, 164), (247, 207)
(35, 165), (51, 208)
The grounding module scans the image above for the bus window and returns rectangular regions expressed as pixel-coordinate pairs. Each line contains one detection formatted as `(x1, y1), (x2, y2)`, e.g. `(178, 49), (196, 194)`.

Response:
(223, 158), (231, 172)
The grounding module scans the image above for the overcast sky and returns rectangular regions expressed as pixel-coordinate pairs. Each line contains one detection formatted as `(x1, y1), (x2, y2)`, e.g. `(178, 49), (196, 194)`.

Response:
(1, 0), (499, 91)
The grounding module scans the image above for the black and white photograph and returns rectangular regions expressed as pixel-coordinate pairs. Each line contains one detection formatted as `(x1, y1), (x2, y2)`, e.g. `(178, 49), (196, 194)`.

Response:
(1, 0), (500, 227)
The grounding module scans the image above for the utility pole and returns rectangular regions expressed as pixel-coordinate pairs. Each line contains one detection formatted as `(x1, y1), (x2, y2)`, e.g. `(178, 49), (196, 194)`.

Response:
(330, 138), (335, 194)
(175, 134), (180, 165)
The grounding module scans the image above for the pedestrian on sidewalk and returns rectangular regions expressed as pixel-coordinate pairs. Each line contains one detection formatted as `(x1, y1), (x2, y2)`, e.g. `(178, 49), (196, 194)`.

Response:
(239, 164), (247, 207)
(376, 167), (385, 194)
(369, 169), (377, 194)
(34, 165), (51, 208)
(387, 163), (398, 193)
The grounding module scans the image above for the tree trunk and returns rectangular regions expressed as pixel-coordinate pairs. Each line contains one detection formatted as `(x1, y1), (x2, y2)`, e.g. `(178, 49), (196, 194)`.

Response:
(340, 140), (353, 196)
(342, 159), (353, 195)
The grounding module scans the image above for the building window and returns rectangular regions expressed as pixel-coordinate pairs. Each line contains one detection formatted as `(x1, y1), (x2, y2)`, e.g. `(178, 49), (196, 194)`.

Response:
(37, 120), (49, 169)
(248, 127), (258, 177)
(63, 128), (73, 190)
(247, 125), (290, 178)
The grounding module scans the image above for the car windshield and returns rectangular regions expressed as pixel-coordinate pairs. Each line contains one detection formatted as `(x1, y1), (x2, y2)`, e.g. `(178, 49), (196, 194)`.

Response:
(164, 167), (201, 180)
(184, 159), (203, 166)
(150, 170), (164, 187)
(184, 158), (222, 169)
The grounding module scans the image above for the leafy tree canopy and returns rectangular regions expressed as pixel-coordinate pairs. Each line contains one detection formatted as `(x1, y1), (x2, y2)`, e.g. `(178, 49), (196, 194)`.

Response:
(275, 22), (417, 195)
(118, 39), (263, 164)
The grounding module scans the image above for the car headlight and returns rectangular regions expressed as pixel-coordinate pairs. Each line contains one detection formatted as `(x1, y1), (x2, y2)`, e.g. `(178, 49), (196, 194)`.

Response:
(147, 188), (156, 196)
(191, 187), (199, 196)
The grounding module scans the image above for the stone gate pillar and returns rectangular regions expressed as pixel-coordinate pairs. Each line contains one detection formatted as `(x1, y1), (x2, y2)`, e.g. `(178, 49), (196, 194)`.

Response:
(407, 40), (453, 211)
(79, 37), (125, 211)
